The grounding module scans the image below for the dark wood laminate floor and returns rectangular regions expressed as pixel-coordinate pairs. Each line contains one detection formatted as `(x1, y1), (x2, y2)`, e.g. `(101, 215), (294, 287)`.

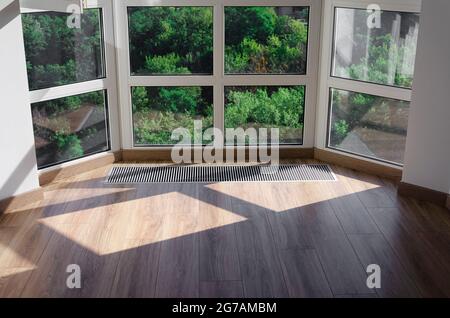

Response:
(1, 161), (449, 298)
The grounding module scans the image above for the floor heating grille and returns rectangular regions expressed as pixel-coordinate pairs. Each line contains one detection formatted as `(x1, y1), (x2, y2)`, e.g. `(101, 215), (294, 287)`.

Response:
(106, 164), (336, 183)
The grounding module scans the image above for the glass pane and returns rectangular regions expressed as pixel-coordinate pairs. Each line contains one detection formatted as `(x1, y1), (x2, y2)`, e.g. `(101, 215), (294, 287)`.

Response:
(22, 9), (105, 91)
(132, 87), (213, 145)
(224, 86), (305, 145)
(32, 91), (110, 169)
(328, 88), (409, 164)
(128, 7), (213, 76)
(225, 6), (309, 74)
(332, 8), (420, 88)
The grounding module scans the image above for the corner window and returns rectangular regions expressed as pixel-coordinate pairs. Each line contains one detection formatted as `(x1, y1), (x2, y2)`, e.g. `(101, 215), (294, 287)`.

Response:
(328, 88), (409, 164)
(326, 6), (420, 165)
(22, 2), (115, 169)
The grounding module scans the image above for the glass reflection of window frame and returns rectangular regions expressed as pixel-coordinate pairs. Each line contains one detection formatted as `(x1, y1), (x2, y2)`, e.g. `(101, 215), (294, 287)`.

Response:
(330, 7), (420, 89)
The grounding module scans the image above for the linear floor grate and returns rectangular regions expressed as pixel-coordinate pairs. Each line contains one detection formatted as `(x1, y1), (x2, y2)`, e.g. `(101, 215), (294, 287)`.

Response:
(106, 164), (336, 183)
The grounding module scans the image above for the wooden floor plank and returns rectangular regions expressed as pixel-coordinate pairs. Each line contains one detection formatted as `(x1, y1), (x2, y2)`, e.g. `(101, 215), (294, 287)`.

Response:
(340, 168), (396, 209)
(154, 184), (200, 298)
(348, 234), (421, 298)
(279, 249), (333, 298)
(327, 166), (380, 234)
(155, 234), (199, 298)
(234, 205), (288, 297)
(264, 183), (314, 250)
(110, 239), (160, 298)
(300, 197), (374, 296)
(200, 281), (244, 298)
(198, 184), (241, 281)
(368, 208), (450, 297)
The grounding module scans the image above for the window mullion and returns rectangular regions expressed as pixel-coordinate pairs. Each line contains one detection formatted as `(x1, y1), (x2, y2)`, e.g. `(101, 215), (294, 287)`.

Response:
(214, 3), (225, 137)
(328, 77), (413, 102)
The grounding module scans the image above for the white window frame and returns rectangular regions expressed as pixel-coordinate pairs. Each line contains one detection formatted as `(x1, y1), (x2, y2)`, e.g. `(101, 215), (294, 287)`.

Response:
(23, 0), (121, 171)
(315, 0), (422, 167)
(19, 0), (84, 13)
(114, 0), (322, 150)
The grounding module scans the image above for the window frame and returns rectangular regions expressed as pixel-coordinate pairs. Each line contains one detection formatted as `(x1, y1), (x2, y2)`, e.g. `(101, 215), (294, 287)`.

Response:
(23, 0), (120, 171)
(114, 0), (321, 149)
(315, 0), (422, 167)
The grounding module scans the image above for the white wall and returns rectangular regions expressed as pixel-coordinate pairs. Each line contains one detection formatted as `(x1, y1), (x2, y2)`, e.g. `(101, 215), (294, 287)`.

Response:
(402, 0), (450, 194)
(0, 0), (40, 200)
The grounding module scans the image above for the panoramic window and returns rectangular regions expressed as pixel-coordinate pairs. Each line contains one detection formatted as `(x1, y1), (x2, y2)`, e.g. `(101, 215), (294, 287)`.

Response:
(125, 3), (315, 147)
(225, 86), (305, 144)
(326, 6), (420, 165)
(128, 7), (213, 76)
(31, 91), (109, 169)
(22, 9), (105, 91)
(225, 7), (309, 74)
(328, 89), (409, 164)
(332, 8), (420, 88)
(132, 86), (213, 145)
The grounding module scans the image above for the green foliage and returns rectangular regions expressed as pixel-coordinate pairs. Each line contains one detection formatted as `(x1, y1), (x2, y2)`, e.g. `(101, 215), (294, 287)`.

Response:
(224, 86), (305, 131)
(345, 92), (376, 127)
(22, 10), (103, 90)
(132, 87), (213, 145)
(132, 87), (149, 113)
(225, 7), (309, 74)
(79, 91), (104, 105)
(342, 34), (415, 88)
(158, 87), (201, 114)
(128, 7), (213, 74)
(33, 91), (103, 116)
(127, 7), (309, 75)
(225, 7), (277, 46)
(133, 110), (213, 145)
(333, 120), (349, 139)
(330, 90), (378, 146)
(52, 132), (84, 159)
(351, 93), (375, 106)
(133, 87), (205, 115)
(144, 54), (190, 74)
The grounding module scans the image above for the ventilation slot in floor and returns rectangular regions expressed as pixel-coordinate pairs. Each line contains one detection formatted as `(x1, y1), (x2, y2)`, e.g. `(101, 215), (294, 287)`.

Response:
(106, 164), (336, 183)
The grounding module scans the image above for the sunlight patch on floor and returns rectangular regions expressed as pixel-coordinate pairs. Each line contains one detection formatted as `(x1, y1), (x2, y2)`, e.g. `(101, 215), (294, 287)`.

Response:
(0, 243), (37, 269)
(205, 181), (380, 212)
(0, 267), (35, 279)
(39, 191), (247, 256)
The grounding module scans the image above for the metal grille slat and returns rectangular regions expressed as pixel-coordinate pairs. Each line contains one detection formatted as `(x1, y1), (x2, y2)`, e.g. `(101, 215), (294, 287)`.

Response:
(106, 164), (336, 184)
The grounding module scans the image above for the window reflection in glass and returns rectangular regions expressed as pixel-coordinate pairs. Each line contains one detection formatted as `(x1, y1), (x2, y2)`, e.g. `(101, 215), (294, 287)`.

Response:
(32, 91), (110, 169)
(328, 88), (410, 164)
(332, 8), (420, 88)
